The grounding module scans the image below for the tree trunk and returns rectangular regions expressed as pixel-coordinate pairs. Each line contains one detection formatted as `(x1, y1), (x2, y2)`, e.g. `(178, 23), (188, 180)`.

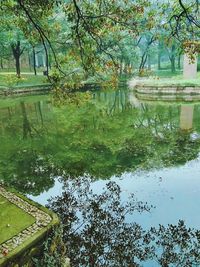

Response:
(0, 58), (3, 69)
(15, 56), (20, 78)
(147, 54), (151, 70)
(48, 52), (52, 70)
(139, 53), (147, 72)
(28, 51), (32, 72)
(177, 53), (181, 69)
(44, 47), (49, 76)
(158, 52), (161, 70)
(11, 41), (23, 78)
(170, 44), (176, 73)
(170, 56), (176, 73)
(33, 47), (37, 75)
(158, 41), (162, 70)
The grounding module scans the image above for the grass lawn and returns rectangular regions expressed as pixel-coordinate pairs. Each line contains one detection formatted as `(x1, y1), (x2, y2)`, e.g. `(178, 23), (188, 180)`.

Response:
(155, 69), (183, 78)
(0, 195), (35, 244)
(131, 72), (200, 87)
(0, 73), (49, 88)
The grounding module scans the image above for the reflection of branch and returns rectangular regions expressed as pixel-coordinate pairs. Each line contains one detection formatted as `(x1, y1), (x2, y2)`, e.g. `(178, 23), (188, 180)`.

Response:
(109, 91), (118, 115)
(48, 178), (200, 266)
(21, 102), (41, 139)
(71, 221), (86, 235)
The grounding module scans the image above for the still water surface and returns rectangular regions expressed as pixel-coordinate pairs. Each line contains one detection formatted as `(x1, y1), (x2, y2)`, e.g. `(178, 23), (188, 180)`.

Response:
(1, 88), (200, 265)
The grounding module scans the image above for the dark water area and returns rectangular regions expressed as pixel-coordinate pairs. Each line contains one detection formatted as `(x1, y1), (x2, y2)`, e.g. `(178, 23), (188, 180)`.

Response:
(1, 89), (200, 266)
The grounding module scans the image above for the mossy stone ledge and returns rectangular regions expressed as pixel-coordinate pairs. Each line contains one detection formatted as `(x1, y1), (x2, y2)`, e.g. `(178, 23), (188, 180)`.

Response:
(133, 85), (200, 95)
(0, 187), (59, 267)
(0, 84), (52, 97)
(132, 85), (200, 102)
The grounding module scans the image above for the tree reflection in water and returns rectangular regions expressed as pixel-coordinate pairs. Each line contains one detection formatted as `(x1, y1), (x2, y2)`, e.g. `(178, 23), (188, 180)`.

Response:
(47, 177), (200, 267)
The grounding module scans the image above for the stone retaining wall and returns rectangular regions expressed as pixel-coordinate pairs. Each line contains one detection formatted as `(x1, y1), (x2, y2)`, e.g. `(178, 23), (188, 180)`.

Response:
(0, 86), (52, 97)
(134, 85), (200, 95)
(135, 93), (200, 102)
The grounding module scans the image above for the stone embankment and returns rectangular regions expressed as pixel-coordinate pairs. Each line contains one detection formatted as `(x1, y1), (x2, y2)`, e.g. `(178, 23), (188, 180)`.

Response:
(128, 78), (200, 102)
(133, 85), (200, 95)
(0, 187), (62, 267)
(0, 85), (51, 96)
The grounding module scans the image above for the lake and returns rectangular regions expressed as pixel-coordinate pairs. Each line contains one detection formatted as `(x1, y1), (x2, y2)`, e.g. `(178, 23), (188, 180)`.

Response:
(1, 88), (200, 266)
